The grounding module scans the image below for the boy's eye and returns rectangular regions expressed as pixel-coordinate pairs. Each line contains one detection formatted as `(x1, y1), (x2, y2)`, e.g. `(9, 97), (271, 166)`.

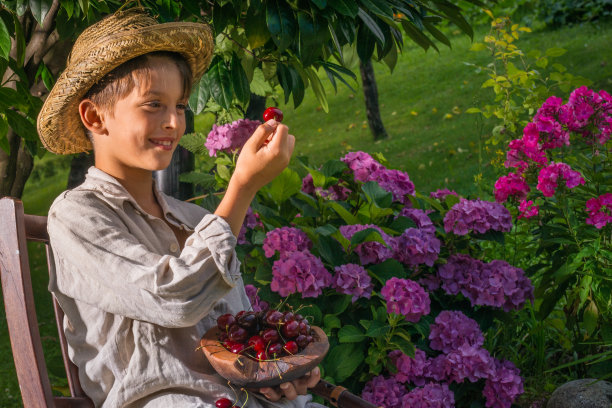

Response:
(146, 101), (161, 108)
(177, 104), (188, 111)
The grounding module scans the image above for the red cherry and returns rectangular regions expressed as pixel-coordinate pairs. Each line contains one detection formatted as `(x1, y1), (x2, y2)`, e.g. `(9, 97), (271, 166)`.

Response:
(268, 342), (283, 357)
(223, 340), (237, 350)
(217, 313), (236, 331)
(236, 310), (247, 319)
(283, 311), (294, 322)
(294, 314), (304, 322)
(283, 340), (298, 355)
(298, 321), (310, 335)
(262, 327), (280, 344)
(265, 310), (284, 326)
(230, 343), (245, 354)
(263, 107), (283, 122)
(248, 335), (266, 352)
(228, 326), (248, 343)
(295, 334), (309, 349)
(256, 350), (268, 361)
(216, 398), (233, 408)
(282, 320), (299, 338)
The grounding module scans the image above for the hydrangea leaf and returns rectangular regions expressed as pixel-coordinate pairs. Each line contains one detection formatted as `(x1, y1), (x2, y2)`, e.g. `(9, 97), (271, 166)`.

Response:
(338, 324), (365, 343)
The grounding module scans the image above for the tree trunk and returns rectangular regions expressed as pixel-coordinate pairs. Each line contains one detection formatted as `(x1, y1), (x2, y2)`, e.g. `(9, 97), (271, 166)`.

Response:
(359, 59), (388, 141)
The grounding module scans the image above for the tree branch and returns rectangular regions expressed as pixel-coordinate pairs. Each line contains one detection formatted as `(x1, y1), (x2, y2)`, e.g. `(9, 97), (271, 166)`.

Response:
(24, 0), (61, 69)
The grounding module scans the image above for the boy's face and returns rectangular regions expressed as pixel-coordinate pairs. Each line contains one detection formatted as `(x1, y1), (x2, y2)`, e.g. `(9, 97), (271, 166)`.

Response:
(91, 56), (188, 175)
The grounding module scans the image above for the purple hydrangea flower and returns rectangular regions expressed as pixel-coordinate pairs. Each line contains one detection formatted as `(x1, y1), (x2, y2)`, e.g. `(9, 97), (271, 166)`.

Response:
(401, 383), (455, 408)
(301, 174), (352, 200)
(424, 354), (453, 382)
(428, 311), (484, 353)
(369, 168), (416, 205)
(430, 189), (459, 201)
(381, 277), (430, 322)
(339, 224), (393, 265)
(362, 375), (407, 408)
(342, 151), (385, 183)
(443, 199), (512, 235)
(332, 263), (373, 302)
(483, 359), (524, 408)
(389, 348), (429, 386)
(397, 208), (436, 234)
(445, 344), (495, 383)
(390, 228), (441, 268)
(205, 118), (261, 157)
(270, 251), (332, 298)
(263, 227), (312, 258)
(244, 284), (269, 312)
(237, 207), (262, 244)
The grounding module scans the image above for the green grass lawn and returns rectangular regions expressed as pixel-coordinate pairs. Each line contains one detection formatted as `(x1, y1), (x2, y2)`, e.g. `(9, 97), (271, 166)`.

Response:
(1, 20), (610, 407)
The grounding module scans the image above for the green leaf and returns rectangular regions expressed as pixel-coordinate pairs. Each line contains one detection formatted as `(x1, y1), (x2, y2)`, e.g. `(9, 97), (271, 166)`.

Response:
(391, 334), (415, 357)
(329, 201), (360, 225)
(317, 235), (346, 267)
(423, 20), (451, 47)
(0, 114), (9, 153)
(255, 265), (272, 284)
(364, 320), (389, 338)
(230, 53), (250, 106)
(207, 57), (233, 110)
(368, 259), (405, 285)
(315, 224), (337, 236)
(178, 171), (216, 190)
(338, 324), (365, 343)
(0, 18), (11, 60)
(324, 343), (364, 382)
(321, 159), (347, 177)
(382, 39), (398, 73)
(5, 110), (37, 140)
(29, 0), (53, 26)
(357, 8), (385, 46)
(350, 227), (387, 246)
(583, 301), (598, 337)
(362, 181), (392, 208)
(298, 304), (322, 325)
(265, 167), (301, 203)
(245, 7), (270, 49)
(324, 314), (342, 331)
(250, 68), (273, 97)
(179, 132), (209, 156)
(389, 216), (417, 233)
(359, 0), (393, 18)
(311, 0), (327, 9)
(266, 0), (296, 52)
(545, 47), (567, 57)
(305, 67), (328, 113)
(189, 75), (211, 115)
(401, 20), (436, 52)
(328, 0), (358, 17)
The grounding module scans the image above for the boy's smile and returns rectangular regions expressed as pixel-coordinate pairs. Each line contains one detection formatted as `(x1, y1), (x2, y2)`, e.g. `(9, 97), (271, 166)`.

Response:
(86, 55), (188, 179)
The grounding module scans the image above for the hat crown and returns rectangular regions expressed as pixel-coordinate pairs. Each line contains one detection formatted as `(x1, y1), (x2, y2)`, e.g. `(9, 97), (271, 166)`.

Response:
(68, 9), (156, 65)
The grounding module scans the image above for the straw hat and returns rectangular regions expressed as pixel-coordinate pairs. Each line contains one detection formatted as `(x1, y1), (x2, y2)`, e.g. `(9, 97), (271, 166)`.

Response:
(37, 8), (214, 155)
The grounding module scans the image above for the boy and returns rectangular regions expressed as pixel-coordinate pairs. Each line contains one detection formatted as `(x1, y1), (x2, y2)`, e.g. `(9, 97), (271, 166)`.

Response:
(37, 9), (320, 408)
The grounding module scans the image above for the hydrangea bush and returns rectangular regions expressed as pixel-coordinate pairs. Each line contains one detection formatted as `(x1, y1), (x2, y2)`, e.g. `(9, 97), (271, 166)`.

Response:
(180, 121), (540, 407)
(493, 86), (611, 349)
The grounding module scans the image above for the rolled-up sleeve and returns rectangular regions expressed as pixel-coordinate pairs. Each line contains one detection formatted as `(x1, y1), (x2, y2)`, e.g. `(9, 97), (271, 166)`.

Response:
(48, 192), (241, 328)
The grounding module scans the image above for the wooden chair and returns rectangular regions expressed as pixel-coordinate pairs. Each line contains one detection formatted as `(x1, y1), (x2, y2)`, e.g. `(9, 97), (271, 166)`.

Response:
(0, 197), (94, 408)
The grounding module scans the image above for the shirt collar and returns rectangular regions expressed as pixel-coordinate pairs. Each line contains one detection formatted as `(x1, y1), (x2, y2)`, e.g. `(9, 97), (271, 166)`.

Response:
(82, 166), (194, 228)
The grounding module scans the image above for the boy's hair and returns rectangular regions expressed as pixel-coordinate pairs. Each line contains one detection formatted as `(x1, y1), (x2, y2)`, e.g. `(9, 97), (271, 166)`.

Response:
(83, 51), (192, 122)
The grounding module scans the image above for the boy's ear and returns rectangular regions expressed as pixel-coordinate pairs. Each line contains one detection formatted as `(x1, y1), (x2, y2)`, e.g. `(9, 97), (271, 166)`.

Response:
(79, 99), (106, 135)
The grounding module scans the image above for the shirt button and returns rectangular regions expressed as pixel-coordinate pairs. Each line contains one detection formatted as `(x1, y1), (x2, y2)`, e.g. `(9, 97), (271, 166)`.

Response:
(169, 243), (179, 253)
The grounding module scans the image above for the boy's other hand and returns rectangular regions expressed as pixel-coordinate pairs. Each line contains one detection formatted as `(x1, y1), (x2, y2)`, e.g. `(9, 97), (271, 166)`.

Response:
(232, 119), (295, 194)
(257, 367), (320, 401)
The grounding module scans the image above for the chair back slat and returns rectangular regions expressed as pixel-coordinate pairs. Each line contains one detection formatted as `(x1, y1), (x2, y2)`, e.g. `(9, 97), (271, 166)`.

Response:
(1, 197), (94, 408)
(0, 198), (55, 407)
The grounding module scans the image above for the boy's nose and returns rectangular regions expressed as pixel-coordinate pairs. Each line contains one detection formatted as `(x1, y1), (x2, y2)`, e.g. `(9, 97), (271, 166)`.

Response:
(163, 110), (180, 130)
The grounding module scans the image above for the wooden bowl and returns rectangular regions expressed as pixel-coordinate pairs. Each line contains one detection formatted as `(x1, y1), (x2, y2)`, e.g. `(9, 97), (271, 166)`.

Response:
(200, 326), (329, 388)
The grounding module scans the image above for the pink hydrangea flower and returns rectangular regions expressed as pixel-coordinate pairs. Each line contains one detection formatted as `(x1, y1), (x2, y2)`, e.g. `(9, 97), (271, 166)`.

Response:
(270, 251), (332, 298)
(205, 118), (261, 156)
(428, 311), (484, 353)
(430, 189), (459, 201)
(339, 224), (393, 265)
(585, 193), (612, 228)
(446, 344), (495, 383)
(368, 168), (416, 205)
(244, 284), (268, 312)
(389, 348), (429, 386)
(331, 263), (373, 302)
(397, 208), (436, 234)
(390, 228), (441, 268)
(494, 172), (530, 203)
(362, 375), (406, 408)
(483, 359), (524, 408)
(341, 151), (385, 182)
(381, 277), (430, 322)
(443, 199), (512, 235)
(263, 227), (312, 258)
(401, 382), (455, 408)
(518, 199), (539, 219)
(536, 162), (585, 197)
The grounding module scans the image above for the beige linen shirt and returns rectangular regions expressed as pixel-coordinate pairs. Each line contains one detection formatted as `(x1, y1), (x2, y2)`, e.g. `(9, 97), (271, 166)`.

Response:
(48, 167), (317, 408)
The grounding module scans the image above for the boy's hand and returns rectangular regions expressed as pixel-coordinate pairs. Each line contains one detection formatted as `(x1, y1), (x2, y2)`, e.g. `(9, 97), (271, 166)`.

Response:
(232, 119), (295, 195)
(257, 367), (320, 401)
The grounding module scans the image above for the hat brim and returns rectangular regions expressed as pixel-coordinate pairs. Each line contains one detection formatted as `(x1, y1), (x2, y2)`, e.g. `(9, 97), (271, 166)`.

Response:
(37, 22), (214, 155)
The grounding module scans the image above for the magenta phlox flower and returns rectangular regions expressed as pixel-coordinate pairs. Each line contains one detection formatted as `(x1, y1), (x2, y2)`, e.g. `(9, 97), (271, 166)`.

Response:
(446, 345), (495, 383)
(537, 162), (585, 197)
(533, 96), (570, 149)
(483, 359), (524, 408)
(398, 208), (436, 234)
(339, 224), (393, 265)
(332, 263), (373, 302)
(390, 228), (441, 267)
(562, 86), (612, 144)
(430, 189), (459, 201)
(368, 168), (416, 205)
(263, 227), (312, 258)
(518, 199), (539, 219)
(444, 199), (512, 235)
(494, 172), (530, 203)
(205, 118), (261, 157)
(389, 348), (429, 386)
(342, 151), (385, 182)
(244, 284), (269, 312)
(505, 124), (548, 171)
(362, 375), (406, 408)
(585, 193), (612, 228)
(381, 277), (430, 322)
(401, 382), (455, 408)
(270, 251), (332, 298)
(429, 311), (484, 353)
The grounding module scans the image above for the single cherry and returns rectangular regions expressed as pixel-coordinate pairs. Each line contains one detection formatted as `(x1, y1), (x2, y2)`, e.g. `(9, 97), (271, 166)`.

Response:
(282, 320), (300, 338)
(265, 310), (284, 327)
(283, 340), (298, 355)
(298, 321), (310, 336)
(268, 342), (283, 357)
(262, 327), (280, 344)
(295, 334), (309, 349)
(217, 313), (235, 331)
(263, 106), (283, 122)
(256, 350), (268, 361)
(216, 398), (233, 408)
(238, 312), (258, 330)
(230, 343), (245, 354)
(228, 325), (248, 343)
(248, 335), (266, 352)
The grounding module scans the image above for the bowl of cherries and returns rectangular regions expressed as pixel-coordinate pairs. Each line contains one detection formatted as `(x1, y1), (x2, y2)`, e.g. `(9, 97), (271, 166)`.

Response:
(200, 308), (329, 388)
